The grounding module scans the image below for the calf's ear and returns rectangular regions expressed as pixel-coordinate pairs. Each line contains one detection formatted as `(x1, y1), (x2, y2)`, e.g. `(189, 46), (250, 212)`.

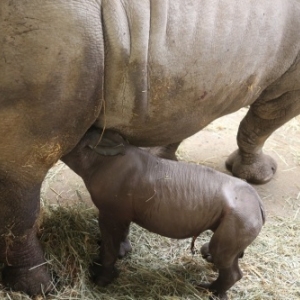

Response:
(88, 142), (125, 156)
(88, 129), (127, 156)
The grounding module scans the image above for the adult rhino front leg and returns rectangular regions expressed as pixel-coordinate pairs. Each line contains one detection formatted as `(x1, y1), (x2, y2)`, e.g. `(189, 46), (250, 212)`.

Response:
(226, 89), (300, 184)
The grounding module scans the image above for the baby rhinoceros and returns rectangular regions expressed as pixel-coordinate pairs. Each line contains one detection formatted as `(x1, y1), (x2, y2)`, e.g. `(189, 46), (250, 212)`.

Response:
(62, 128), (265, 300)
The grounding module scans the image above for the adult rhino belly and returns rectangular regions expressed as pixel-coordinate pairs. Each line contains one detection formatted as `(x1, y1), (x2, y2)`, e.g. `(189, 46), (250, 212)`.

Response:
(95, 0), (295, 146)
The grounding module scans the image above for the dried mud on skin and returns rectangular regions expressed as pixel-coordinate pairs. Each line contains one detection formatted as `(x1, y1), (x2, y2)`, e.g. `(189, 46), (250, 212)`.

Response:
(1, 108), (300, 299)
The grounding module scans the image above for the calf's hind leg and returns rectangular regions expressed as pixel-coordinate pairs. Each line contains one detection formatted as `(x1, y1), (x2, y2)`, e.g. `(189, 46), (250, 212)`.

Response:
(197, 212), (260, 299)
(198, 241), (243, 299)
(226, 89), (300, 184)
(199, 256), (242, 300)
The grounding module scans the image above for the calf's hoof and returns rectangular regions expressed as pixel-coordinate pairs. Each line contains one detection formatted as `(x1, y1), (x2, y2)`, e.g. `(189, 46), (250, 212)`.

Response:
(226, 149), (277, 184)
(2, 265), (52, 295)
(118, 238), (132, 258)
(201, 243), (213, 263)
(197, 283), (228, 300)
(90, 262), (119, 287)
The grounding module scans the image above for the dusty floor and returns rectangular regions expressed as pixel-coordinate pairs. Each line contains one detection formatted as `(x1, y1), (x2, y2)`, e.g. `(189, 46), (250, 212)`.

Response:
(42, 107), (300, 221)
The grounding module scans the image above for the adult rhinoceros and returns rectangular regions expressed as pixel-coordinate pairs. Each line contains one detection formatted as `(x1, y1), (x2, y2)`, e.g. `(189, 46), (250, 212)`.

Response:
(0, 0), (300, 295)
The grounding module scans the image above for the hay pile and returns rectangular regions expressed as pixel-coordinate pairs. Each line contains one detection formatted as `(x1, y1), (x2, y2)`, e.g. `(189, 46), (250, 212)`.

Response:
(0, 201), (299, 300)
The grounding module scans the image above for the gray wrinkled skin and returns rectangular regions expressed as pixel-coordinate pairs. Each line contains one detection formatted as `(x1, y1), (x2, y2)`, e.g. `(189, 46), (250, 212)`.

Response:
(96, 0), (300, 145)
(95, 0), (300, 184)
(0, 0), (299, 295)
(62, 129), (266, 300)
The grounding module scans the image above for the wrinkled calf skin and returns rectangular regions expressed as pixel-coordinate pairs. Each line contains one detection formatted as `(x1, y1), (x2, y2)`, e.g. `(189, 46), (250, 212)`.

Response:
(62, 128), (266, 299)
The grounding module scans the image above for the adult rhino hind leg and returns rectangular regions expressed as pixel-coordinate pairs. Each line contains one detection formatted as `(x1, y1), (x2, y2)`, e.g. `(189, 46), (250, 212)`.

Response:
(226, 90), (300, 184)
(0, 0), (104, 293)
(0, 115), (101, 295)
(0, 169), (52, 295)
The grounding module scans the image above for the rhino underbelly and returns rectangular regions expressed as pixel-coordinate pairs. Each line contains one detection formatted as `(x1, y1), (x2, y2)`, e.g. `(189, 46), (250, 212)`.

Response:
(96, 82), (261, 146)
(96, 0), (300, 146)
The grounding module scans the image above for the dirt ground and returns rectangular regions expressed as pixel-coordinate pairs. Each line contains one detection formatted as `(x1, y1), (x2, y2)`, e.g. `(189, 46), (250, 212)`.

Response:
(42, 107), (300, 221)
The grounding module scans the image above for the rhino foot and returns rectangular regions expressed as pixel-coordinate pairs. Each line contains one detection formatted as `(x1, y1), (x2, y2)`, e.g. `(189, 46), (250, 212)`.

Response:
(2, 264), (52, 295)
(90, 262), (119, 287)
(226, 149), (277, 184)
(196, 283), (228, 300)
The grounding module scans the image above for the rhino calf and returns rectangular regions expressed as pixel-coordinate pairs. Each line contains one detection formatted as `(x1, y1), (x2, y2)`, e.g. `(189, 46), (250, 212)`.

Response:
(62, 128), (265, 300)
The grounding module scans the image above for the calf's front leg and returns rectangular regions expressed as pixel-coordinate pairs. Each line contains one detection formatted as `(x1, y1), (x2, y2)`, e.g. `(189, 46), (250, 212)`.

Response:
(118, 227), (132, 258)
(91, 213), (130, 286)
